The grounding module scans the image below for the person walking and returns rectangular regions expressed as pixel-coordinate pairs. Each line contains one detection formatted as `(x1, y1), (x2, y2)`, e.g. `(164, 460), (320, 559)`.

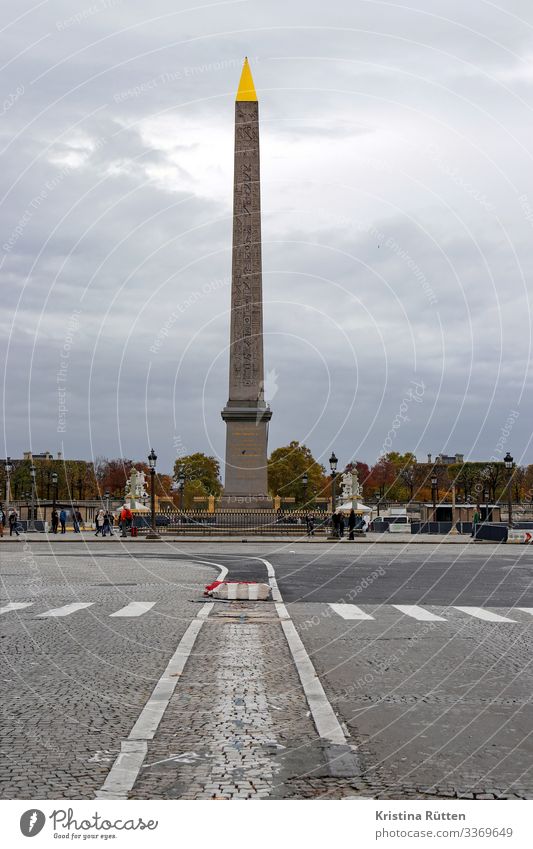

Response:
(339, 513), (345, 539)
(9, 509), (20, 537)
(59, 508), (67, 534)
(94, 509), (105, 536)
(0, 505), (5, 538)
(306, 514), (315, 537)
(51, 508), (59, 534)
(120, 505), (133, 537)
(74, 508), (84, 531)
(348, 509), (356, 540)
(331, 511), (339, 538)
(72, 508), (80, 533)
(471, 505), (481, 538)
(102, 511), (113, 537)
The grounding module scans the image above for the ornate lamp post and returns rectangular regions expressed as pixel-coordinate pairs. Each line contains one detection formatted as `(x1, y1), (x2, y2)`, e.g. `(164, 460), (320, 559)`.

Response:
(431, 474), (438, 523)
(483, 488), (490, 522)
(104, 489), (110, 513)
(146, 448), (160, 540)
(52, 472), (58, 511)
(374, 491), (381, 518)
(29, 464), (37, 531)
(178, 471), (185, 512)
(504, 452), (514, 528)
(302, 471), (308, 507)
(329, 452), (338, 510)
(4, 457), (13, 511)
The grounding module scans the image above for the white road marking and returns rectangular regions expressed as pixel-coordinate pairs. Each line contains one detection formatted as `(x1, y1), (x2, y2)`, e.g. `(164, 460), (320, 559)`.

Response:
(453, 606), (515, 622)
(0, 602), (33, 614)
(329, 603), (374, 620)
(517, 608), (533, 617)
(393, 605), (447, 622)
(97, 558), (228, 800)
(109, 602), (155, 618)
(227, 583), (238, 599)
(261, 558), (346, 746)
(37, 602), (94, 618)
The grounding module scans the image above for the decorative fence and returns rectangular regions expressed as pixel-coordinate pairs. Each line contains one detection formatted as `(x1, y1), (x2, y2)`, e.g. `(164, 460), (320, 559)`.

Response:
(133, 510), (330, 536)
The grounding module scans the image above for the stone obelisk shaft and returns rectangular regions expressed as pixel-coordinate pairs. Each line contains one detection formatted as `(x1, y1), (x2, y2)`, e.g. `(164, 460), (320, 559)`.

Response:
(221, 59), (272, 506)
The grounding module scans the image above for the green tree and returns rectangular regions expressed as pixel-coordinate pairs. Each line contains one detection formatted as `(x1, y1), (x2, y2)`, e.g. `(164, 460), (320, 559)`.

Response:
(268, 442), (327, 507)
(174, 453), (222, 508)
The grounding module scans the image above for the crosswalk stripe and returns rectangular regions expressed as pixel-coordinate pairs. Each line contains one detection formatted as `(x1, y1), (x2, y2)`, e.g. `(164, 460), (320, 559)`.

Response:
(393, 604), (446, 621)
(329, 603), (374, 620)
(37, 603), (94, 618)
(0, 602), (33, 615)
(517, 608), (533, 617)
(110, 602), (155, 618)
(453, 606), (515, 623)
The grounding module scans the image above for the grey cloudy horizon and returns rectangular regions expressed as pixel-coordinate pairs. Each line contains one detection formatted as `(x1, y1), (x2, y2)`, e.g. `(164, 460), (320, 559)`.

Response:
(1, 0), (533, 475)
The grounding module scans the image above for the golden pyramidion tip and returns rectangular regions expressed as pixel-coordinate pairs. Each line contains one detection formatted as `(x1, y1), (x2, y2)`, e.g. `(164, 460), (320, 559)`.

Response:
(236, 57), (257, 101)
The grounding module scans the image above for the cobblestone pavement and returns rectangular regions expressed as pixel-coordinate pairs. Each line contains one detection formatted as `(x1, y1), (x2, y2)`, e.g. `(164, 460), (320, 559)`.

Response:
(131, 603), (321, 799)
(289, 601), (533, 798)
(0, 547), (223, 798)
(2, 542), (533, 800)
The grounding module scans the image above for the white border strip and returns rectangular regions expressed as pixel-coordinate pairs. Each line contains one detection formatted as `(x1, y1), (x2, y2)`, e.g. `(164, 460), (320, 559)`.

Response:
(259, 557), (347, 746)
(97, 560), (227, 799)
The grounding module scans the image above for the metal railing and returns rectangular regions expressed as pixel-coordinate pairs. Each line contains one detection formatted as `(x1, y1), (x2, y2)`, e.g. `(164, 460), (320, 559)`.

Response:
(134, 509), (330, 536)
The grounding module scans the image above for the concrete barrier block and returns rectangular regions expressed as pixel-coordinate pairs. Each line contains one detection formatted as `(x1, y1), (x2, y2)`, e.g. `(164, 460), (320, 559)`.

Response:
(205, 581), (271, 600)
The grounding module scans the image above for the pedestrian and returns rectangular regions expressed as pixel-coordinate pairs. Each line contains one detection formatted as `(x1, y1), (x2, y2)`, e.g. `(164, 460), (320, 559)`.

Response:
(59, 508), (67, 534)
(72, 507), (80, 533)
(339, 513), (345, 538)
(102, 511), (113, 537)
(95, 509), (105, 536)
(120, 505), (133, 537)
(0, 504), (4, 538)
(348, 509), (356, 540)
(51, 508), (59, 534)
(9, 509), (20, 537)
(306, 514), (315, 537)
(332, 511), (339, 538)
(471, 505), (481, 538)
(75, 508), (84, 531)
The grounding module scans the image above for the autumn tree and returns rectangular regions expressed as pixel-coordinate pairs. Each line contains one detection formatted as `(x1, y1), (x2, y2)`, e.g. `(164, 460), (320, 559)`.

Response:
(173, 453), (222, 509)
(268, 442), (327, 507)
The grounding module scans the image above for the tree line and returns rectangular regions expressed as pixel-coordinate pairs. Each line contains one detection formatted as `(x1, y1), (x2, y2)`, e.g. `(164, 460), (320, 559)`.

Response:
(2, 446), (531, 508)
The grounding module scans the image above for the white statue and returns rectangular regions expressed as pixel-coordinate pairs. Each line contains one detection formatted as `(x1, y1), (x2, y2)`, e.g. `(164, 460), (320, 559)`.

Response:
(341, 469), (362, 506)
(125, 468), (149, 509)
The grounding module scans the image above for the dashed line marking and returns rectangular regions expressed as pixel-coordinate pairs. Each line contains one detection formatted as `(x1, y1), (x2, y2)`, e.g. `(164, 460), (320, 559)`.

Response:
(109, 602), (156, 618)
(393, 604), (447, 622)
(37, 602), (94, 618)
(453, 606), (515, 623)
(328, 603), (374, 620)
(0, 602), (33, 614)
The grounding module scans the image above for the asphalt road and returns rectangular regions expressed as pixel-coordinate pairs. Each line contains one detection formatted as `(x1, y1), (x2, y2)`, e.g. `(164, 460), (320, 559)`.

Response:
(1, 541), (532, 799)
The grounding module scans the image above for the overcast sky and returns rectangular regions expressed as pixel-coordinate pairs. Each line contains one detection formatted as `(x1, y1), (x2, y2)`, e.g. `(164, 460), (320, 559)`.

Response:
(2, 0), (533, 475)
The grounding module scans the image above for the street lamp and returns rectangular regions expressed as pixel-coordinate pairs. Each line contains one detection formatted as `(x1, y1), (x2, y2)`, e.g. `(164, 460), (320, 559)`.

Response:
(104, 489), (110, 513)
(302, 471), (308, 507)
(431, 474), (438, 523)
(146, 448), (160, 540)
(29, 464), (37, 531)
(374, 490), (381, 518)
(329, 452), (339, 537)
(483, 488), (490, 523)
(504, 452), (514, 528)
(4, 457), (12, 511)
(178, 471), (185, 512)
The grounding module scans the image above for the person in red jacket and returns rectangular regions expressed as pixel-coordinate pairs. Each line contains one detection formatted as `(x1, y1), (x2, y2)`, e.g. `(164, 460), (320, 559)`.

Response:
(120, 505), (133, 537)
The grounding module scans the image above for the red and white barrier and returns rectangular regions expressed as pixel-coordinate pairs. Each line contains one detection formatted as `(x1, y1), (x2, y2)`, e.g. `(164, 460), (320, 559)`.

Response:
(204, 580), (271, 600)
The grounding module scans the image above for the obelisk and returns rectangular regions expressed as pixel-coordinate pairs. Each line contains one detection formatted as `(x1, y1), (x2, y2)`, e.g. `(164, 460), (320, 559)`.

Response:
(220, 58), (272, 508)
